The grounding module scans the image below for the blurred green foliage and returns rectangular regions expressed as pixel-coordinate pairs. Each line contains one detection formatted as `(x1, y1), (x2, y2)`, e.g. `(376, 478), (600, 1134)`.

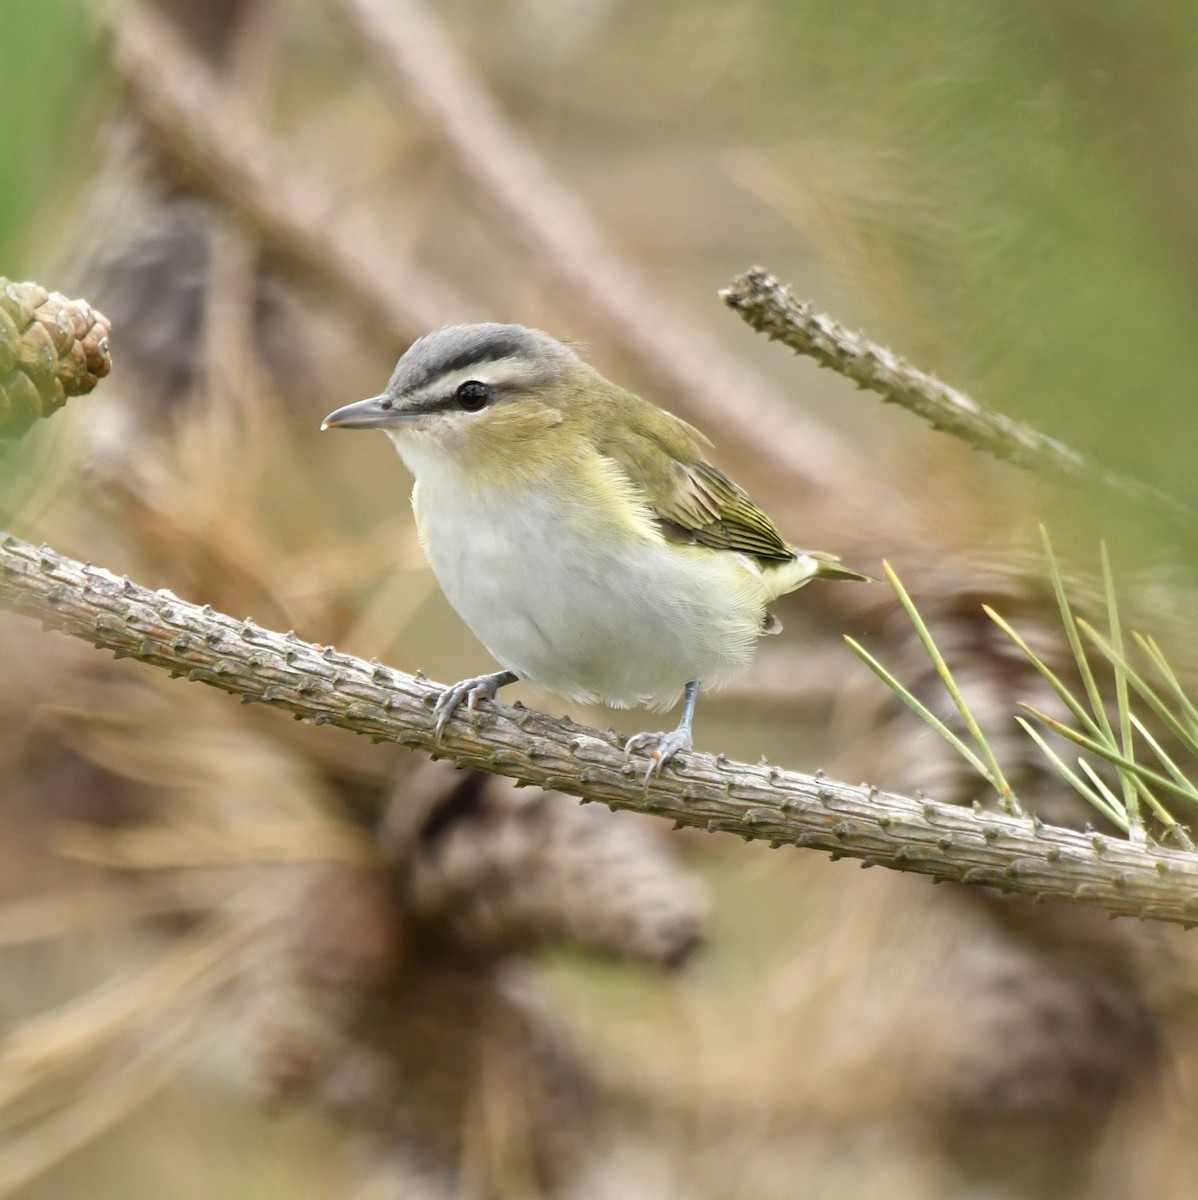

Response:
(542, 0), (1198, 543)
(0, 0), (102, 274)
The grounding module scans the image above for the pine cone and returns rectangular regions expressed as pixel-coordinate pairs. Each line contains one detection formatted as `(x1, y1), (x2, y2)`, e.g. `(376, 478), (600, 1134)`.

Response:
(0, 279), (112, 439)
(381, 761), (709, 968)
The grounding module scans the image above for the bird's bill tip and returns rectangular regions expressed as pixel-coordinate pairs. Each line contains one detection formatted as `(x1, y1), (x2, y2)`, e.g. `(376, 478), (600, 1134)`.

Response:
(319, 394), (398, 431)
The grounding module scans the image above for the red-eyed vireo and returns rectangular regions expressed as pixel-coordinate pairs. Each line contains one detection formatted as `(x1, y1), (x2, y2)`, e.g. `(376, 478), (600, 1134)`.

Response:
(322, 324), (869, 776)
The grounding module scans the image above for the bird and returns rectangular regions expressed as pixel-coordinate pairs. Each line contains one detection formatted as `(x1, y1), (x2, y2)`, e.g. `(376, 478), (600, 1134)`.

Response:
(322, 323), (869, 777)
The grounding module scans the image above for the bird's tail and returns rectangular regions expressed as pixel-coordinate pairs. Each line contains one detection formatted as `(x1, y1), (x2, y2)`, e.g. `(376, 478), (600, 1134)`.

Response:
(809, 552), (876, 584)
(762, 550), (875, 601)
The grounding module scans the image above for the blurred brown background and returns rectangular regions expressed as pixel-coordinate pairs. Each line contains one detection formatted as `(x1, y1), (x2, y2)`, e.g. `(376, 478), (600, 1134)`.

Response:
(3, 0), (1198, 1197)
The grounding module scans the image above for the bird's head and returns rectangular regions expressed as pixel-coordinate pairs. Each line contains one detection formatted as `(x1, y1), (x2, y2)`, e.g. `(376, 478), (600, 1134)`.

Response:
(321, 323), (597, 467)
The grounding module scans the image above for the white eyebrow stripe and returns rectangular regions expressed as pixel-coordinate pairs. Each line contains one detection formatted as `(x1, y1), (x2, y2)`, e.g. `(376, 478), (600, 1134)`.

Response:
(408, 357), (545, 405)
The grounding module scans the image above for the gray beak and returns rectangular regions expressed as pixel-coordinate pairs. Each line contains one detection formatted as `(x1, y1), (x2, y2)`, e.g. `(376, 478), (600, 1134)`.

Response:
(320, 394), (406, 431)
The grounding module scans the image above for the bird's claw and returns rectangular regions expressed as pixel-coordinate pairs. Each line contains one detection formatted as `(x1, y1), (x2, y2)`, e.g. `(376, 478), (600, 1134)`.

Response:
(625, 726), (693, 782)
(432, 675), (505, 738)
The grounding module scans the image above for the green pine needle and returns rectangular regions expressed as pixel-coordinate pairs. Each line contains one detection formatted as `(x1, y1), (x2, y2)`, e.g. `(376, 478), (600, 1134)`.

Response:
(844, 635), (998, 788)
(849, 538), (1198, 844)
(1100, 541), (1142, 839)
(881, 562), (1019, 814)
(1040, 528), (1117, 747)
(1136, 633), (1198, 739)
(1079, 620), (1198, 763)
(1019, 703), (1198, 808)
(1013, 716), (1128, 830)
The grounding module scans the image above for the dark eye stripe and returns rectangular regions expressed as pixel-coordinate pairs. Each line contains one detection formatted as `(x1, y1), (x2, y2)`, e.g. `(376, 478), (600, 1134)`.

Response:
(410, 389), (496, 416)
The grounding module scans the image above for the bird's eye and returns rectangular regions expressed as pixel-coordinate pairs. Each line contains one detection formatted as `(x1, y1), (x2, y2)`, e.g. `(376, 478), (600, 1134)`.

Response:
(456, 381), (491, 411)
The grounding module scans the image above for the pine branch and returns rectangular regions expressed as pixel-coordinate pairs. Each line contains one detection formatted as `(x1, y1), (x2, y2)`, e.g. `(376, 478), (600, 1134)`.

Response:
(722, 267), (1188, 520)
(3, 530), (1198, 926)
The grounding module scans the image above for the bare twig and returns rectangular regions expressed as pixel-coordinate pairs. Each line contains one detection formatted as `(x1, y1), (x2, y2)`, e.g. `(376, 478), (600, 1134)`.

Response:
(723, 267), (1188, 519)
(4, 530), (1198, 926)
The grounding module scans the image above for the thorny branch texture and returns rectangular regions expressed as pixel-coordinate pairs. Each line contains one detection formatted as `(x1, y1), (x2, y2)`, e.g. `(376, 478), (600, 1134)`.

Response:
(3, 531), (1198, 927)
(722, 268), (1188, 520)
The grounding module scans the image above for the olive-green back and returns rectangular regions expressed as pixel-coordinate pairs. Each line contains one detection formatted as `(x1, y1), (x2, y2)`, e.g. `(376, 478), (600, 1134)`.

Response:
(592, 385), (795, 564)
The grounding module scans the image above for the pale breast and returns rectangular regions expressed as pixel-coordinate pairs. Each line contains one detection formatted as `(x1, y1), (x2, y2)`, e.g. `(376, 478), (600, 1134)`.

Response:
(408, 460), (770, 711)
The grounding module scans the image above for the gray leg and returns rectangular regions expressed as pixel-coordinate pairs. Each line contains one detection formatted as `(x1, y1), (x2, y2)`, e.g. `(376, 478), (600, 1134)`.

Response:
(433, 669), (519, 737)
(625, 680), (700, 780)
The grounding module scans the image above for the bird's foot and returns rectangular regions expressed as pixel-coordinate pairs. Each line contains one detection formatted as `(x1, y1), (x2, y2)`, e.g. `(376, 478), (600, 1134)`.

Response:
(625, 725), (693, 782)
(433, 670), (517, 738)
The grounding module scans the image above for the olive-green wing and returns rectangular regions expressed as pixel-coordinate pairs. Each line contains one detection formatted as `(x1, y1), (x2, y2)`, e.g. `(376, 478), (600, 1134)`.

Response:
(596, 394), (795, 563)
(653, 458), (795, 560)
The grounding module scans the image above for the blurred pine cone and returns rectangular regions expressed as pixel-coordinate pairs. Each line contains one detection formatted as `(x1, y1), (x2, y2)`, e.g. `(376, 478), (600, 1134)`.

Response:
(0, 279), (112, 439)
(381, 759), (709, 968)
